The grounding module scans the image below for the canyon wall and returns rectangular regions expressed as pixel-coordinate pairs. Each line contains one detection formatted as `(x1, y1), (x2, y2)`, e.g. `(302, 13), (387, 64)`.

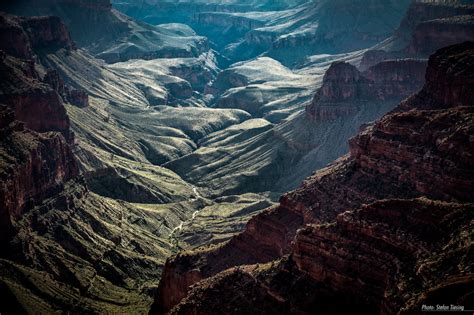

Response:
(0, 106), (78, 242)
(306, 59), (426, 121)
(0, 13), (80, 244)
(154, 41), (474, 314)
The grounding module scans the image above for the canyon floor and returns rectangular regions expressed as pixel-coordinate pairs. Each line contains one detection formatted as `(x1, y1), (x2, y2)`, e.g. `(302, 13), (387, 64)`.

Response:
(0, 0), (473, 314)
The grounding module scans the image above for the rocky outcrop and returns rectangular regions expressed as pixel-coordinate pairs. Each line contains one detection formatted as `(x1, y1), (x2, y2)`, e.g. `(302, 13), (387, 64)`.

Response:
(0, 105), (78, 242)
(0, 0), (209, 63)
(21, 15), (75, 51)
(170, 198), (473, 315)
(403, 40), (474, 110)
(154, 42), (474, 314)
(292, 198), (473, 314)
(65, 87), (89, 107)
(305, 62), (370, 120)
(406, 15), (474, 55)
(0, 12), (80, 246)
(363, 59), (427, 100)
(0, 13), (75, 59)
(0, 14), (77, 141)
(394, 1), (474, 44)
(0, 54), (74, 142)
(43, 68), (65, 96)
(43, 69), (89, 107)
(306, 59), (426, 121)
(0, 14), (34, 59)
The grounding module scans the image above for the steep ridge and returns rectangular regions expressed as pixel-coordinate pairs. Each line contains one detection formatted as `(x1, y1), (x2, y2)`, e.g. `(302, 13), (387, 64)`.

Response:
(165, 56), (426, 199)
(0, 13), (74, 143)
(112, 0), (412, 66)
(306, 59), (427, 120)
(0, 0), (209, 63)
(154, 42), (474, 314)
(0, 12), (202, 313)
(0, 9), (276, 313)
(359, 1), (474, 70)
(0, 105), (78, 243)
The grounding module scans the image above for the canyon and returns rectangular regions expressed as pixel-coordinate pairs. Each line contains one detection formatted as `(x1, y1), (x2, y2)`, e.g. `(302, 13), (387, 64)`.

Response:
(0, 0), (472, 314)
(155, 40), (474, 315)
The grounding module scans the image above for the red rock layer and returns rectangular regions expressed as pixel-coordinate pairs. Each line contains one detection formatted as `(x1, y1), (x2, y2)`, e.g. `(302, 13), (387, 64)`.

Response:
(394, 1), (474, 42)
(0, 13), (74, 59)
(0, 14), (34, 59)
(293, 198), (473, 313)
(406, 15), (474, 55)
(0, 54), (74, 142)
(154, 42), (474, 314)
(0, 13), (78, 142)
(0, 106), (78, 243)
(0, 13), (79, 243)
(360, 2), (474, 70)
(306, 59), (426, 121)
(21, 15), (75, 51)
(362, 59), (427, 100)
(169, 198), (473, 314)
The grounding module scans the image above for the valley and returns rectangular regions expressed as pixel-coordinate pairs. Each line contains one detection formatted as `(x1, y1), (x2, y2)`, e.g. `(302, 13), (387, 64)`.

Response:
(0, 0), (473, 314)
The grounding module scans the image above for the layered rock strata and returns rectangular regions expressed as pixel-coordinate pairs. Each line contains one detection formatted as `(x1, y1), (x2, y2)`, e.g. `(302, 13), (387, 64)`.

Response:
(306, 59), (426, 121)
(154, 42), (474, 314)
(0, 105), (78, 243)
(360, 1), (474, 69)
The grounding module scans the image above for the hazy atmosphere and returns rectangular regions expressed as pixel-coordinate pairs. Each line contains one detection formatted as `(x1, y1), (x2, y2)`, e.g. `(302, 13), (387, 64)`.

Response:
(0, 0), (473, 314)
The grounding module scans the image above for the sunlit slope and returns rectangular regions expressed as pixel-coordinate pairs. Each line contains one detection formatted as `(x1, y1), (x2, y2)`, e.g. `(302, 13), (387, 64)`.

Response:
(1, 0), (209, 63)
(165, 95), (396, 197)
(210, 57), (318, 121)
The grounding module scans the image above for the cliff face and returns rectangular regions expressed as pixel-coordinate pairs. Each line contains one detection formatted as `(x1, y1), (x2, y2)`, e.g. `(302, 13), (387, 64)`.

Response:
(1, 0), (210, 64)
(21, 15), (75, 51)
(0, 105), (78, 243)
(394, 1), (474, 44)
(306, 59), (426, 121)
(0, 13), (82, 143)
(292, 197), (473, 314)
(360, 2), (474, 70)
(0, 52), (74, 143)
(154, 42), (474, 314)
(0, 14), (34, 59)
(0, 13), (79, 243)
(406, 15), (474, 55)
(0, 13), (74, 59)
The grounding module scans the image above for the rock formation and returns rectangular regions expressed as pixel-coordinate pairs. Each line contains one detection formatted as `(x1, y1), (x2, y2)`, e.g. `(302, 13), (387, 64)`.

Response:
(0, 13), (79, 244)
(43, 68), (90, 107)
(306, 59), (427, 121)
(0, 105), (78, 242)
(0, 0), (209, 63)
(360, 1), (474, 69)
(394, 1), (474, 46)
(0, 14), (76, 143)
(154, 42), (474, 314)
(406, 15), (474, 55)
(0, 54), (74, 142)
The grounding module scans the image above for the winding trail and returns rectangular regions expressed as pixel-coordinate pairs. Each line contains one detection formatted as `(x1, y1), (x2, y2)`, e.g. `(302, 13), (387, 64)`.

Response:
(169, 185), (203, 237)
